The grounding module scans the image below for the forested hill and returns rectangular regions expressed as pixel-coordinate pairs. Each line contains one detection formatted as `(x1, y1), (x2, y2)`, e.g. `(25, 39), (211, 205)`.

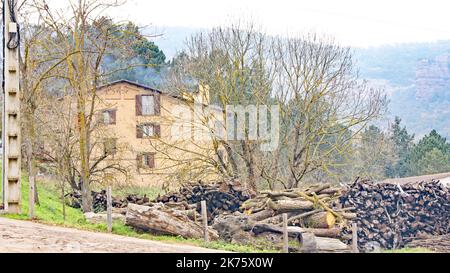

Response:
(354, 41), (450, 138)
(149, 26), (450, 138)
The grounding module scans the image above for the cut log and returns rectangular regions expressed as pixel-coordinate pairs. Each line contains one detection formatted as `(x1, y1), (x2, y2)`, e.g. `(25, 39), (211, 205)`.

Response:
(252, 223), (301, 237)
(304, 211), (336, 229)
(248, 209), (275, 221)
(342, 212), (357, 220)
(267, 199), (314, 212)
(125, 203), (218, 240)
(298, 233), (349, 253)
(315, 237), (349, 252)
(299, 232), (317, 253)
(287, 227), (341, 238)
(283, 209), (322, 225)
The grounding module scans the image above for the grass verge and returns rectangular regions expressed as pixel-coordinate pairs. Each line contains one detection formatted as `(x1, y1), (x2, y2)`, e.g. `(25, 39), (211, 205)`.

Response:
(0, 174), (274, 253)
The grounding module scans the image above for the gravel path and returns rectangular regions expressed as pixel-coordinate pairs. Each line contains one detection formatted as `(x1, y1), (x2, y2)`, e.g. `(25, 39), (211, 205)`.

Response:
(0, 217), (227, 253)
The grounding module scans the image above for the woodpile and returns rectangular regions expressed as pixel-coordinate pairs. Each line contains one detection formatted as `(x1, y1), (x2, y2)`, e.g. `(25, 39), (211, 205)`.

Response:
(241, 183), (344, 229)
(67, 176), (449, 252)
(67, 191), (151, 212)
(156, 179), (251, 222)
(212, 183), (352, 252)
(338, 179), (449, 250)
(123, 180), (251, 239)
(125, 203), (218, 240)
(406, 234), (450, 253)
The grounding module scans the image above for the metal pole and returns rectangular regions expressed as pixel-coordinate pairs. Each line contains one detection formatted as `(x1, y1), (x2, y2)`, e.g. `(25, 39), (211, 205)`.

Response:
(2, 0), (21, 214)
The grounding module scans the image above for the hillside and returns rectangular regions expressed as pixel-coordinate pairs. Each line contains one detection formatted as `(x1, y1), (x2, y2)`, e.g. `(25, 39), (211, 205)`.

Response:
(148, 26), (450, 138)
(354, 41), (450, 138)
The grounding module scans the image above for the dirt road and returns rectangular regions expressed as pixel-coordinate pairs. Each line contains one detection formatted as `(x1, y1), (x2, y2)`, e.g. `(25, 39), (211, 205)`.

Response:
(0, 217), (227, 253)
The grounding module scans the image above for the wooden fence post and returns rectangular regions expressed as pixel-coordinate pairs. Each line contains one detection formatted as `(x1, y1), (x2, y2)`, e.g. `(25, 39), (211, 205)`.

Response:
(352, 222), (359, 253)
(282, 213), (289, 253)
(29, 177), (35, 219)
(107, 186), (112, 233)
(201, 200), (209, 242)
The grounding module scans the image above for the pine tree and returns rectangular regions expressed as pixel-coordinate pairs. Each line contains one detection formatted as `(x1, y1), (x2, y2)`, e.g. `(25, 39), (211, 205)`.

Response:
(387, 117), (414, 178)
(407, 130), (450, 175)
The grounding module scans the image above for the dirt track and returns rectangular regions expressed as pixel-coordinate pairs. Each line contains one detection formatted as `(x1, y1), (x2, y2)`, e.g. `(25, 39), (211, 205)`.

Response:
(0, 217), (227, 253)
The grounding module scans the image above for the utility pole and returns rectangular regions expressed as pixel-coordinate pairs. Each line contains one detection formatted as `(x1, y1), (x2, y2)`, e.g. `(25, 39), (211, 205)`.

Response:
(2, 0), (21, 214)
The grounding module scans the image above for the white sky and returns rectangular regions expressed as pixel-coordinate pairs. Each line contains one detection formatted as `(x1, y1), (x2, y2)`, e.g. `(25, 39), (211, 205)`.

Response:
(105, 0), (450, 47)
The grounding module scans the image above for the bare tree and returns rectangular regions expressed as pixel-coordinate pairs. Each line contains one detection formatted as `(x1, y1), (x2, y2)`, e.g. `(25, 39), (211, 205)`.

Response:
(31, 0), (132, 212)
(161, 22), (276, 192)
(164, 25), (387, 190)
(272, 33), (387, 188)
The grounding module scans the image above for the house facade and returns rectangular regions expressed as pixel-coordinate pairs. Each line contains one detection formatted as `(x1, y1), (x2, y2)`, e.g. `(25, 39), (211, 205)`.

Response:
(94, 80), (223, 187)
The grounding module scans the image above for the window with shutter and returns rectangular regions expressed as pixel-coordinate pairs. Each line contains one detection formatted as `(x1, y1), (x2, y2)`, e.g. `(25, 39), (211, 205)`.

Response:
(141, 95), (155, 116)
(142, 124), (154, 137)
(138, 153), (155, 169)
(102, 110), (116, 125)
(103, 111), (110, 125)
(137, 123), (160, 138)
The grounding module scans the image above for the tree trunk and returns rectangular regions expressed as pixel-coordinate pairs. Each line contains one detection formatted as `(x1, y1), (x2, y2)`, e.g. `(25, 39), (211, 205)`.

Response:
(299, 234), (350, 253)
(25, 109), (39, 217)
(125, 203), (218, 240)
(287, 226), (341, 238)
(241, 141), (257, 192)
(304, 211), (336, 229)
(267, 199), (314, 212)
(315, 237), (349, 252)
(78, 106), (92, 212)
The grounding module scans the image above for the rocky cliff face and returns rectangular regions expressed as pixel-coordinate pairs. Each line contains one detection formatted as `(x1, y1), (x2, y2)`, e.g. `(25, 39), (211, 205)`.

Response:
(415, 53), (450, 100)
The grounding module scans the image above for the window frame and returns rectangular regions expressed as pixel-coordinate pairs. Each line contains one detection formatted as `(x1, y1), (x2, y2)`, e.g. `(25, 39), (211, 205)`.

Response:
(138, 152), (156, 169)
(102, 109), (116, 125)
(141, 95), (155, 116)
(136, 123), (161, 139)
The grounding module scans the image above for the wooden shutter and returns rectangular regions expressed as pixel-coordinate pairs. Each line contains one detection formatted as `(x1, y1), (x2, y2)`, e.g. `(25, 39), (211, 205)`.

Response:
(154, 124), (161, 138)
(148, 153), (155, 169)
(96, 112), (104, 125)
(110, 110), (116, 124)
(135, 95), (142, 116)
(154, 94), (161, 116)
(136, 125), (143, 138)
(136, 154), (143, 171)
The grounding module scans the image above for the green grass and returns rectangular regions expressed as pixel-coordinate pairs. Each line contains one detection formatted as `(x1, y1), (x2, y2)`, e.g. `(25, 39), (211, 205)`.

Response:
(0, 173), (273, 253)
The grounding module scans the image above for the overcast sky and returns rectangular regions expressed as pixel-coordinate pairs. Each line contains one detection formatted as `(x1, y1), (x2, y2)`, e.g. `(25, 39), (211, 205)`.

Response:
(106, 0), (450, 47)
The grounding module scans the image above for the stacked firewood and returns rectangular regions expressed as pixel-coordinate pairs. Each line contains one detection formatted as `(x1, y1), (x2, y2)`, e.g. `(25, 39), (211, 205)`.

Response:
(241, 183), (346, 230)
(67, 191), (150, 212)
(212, 184), (351, 252)
(338, 179), (449, 250)
(407, 234), (450, 253)
(124, 180), (250, 239)
(156, 179), (251, 222)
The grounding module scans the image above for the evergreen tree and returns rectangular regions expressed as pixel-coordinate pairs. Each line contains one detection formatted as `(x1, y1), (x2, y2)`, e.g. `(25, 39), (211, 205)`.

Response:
(407, 130), (450, 175)
(352, 125), (398, 180)
(103, 21), (167, 86)
(387, 117), (414, 178)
